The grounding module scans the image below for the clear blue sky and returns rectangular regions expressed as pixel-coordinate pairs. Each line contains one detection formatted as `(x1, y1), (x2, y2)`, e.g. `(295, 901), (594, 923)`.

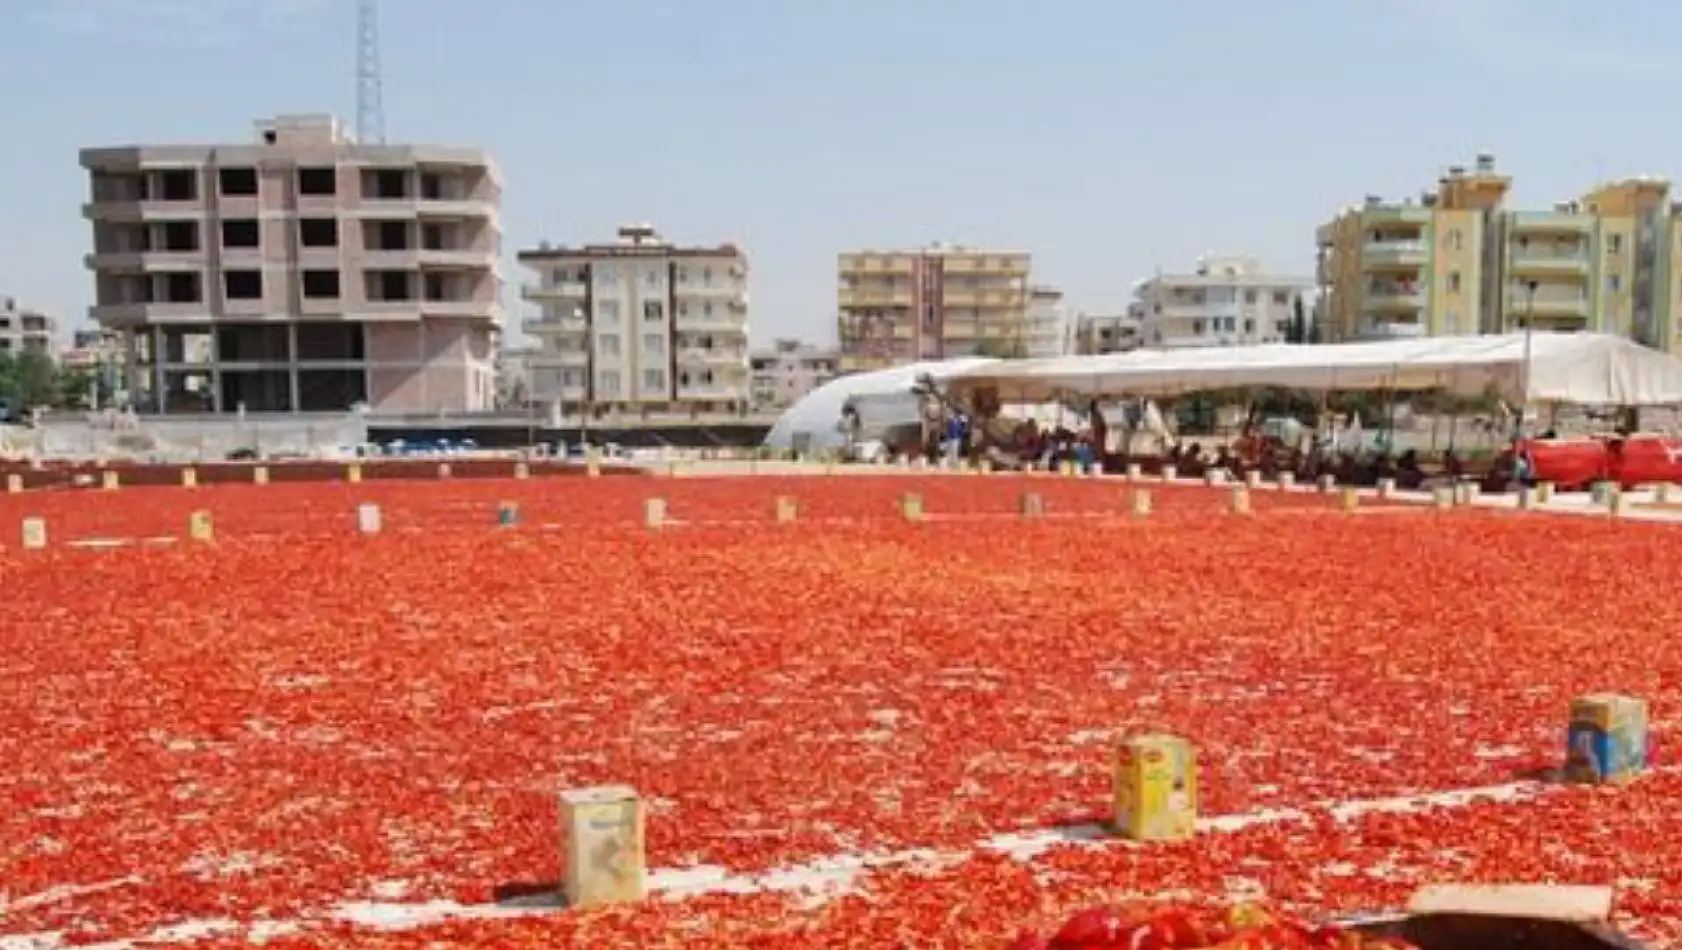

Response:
(2, 0), (1677, 347)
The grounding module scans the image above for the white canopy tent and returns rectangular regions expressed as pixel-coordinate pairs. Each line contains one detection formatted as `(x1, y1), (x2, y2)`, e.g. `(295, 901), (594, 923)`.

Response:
(946, 333), (1682, 407)
(762, 358), (997, 451)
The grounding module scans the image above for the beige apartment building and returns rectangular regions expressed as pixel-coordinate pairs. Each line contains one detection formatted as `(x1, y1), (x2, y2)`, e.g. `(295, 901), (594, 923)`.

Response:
(1317, 153), (1682, 351)
(1073, 311), (1144, 355)
(750, 338), (839, 409)
(517, 224), (751, 415)
(836, 244), (1032, 372)
(0, 297), (56, 358)
(80, 114), (502, 414)
(1134, 257), (1310, 349)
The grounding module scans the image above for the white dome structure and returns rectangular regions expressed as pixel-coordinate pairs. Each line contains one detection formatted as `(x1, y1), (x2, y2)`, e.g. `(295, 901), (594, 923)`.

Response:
(762, 358), (997, 452)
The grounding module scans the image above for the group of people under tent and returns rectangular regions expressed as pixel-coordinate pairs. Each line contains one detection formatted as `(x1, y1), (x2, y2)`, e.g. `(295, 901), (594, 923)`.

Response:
(834, 380), (1535, 491)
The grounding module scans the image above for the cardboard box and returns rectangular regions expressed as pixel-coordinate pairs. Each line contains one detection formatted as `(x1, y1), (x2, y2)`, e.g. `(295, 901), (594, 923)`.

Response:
(1347, 884), (1646, 950)
(1566, 694), (1648, 783)
(1112, 733), (1196, 841)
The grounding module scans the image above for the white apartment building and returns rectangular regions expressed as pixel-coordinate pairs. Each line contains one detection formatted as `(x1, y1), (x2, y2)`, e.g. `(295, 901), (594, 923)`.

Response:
(749, 338), (838, 410)
(80, 114), (502, 414)
(518, 224), (750, 414)
(1024, 285), (1068, 357)
(1072, 310), (1144, 355)
(1135, 256), (1311, 349)
(0, 297), (56, 358)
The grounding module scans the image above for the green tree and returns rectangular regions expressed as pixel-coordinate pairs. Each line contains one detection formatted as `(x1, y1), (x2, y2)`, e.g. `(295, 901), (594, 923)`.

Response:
(1286, 298), (1308, 344)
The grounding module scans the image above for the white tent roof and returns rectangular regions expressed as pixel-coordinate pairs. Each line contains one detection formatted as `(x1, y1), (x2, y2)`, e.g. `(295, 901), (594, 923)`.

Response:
(763, 358), (997, 450)
(947, 333), (1682, 406)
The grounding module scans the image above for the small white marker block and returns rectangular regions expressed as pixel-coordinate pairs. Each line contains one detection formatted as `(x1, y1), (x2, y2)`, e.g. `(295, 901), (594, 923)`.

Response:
(20, 517), (47, 550)
(5, 474), (22, 494)
(1229, 486), (1252, 515)
(560, 785), (646, 909)
(514, 462), (530, 480)
(1131, 489), (1153, 518)
(253, 465), (269, 486)
(188, 510), (214, 542)
(101, 470), (120, 491)
(356, 503), (382, 534)
(978, 458), (993, 476)
(1517, 487), (1535, 511)
(1318, 474), (1337, 493)
(900, 493), (924, 522)
(1059, 460), (1076, 477)
(1244, 470), (1262, 490)
(1277, 471), (1296, 491)
(437, 462), (452, 480)
(1337, 487), (1359, 512)
(1536, 481), (1555, 503)
(774, 496), (797, 523)
(644, 498), (667, 529)
(181, 468), (198, 489)
(1432, 485), (1454, 510)
(1020, 491), (1044, 518)
(1656, 483), (1675, 505)
(1376, 477), (1396, 499)
(1204, 469), (1225, 486)
(1160, 464), (1177, 483)
(1609, 490), (1627, 518)
(1125, 462), (1142, 481)
(346, 463), (363, 484)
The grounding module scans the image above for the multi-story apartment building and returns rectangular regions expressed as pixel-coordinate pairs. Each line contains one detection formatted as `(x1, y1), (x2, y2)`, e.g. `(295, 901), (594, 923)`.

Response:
(80, 114), (502, 414)
(749, 338), (839, 410)
(1024, 285), (1068, 357)
(0, 297), (56, 358)
(1072, 311), (1144, 355)
(1317, 153), (1682, 350)
(836, 243), (1032, 372)
(1134, 257), (1310, 349)
(517, 224), (751, 414)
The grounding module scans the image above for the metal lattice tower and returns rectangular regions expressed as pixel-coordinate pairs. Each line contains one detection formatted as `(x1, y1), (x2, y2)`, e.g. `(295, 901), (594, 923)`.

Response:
(355, 0), (386, 144)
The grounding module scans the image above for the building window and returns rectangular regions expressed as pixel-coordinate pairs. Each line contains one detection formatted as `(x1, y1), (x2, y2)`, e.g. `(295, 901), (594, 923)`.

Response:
(1192, 319), (1205, 335)
(218, 167), (259, 196)
(1448, 229), (1463, 251)
(598, 334), (621, 357)
(597, 370), (621, 396)
(297, 167), (336, 196)
(1272, 291), (1289, 305)
(299, 218), (339, 248)
(1609, 274), (1623, 292)
(221, 219), (260, 249)
(643, 333), (666, 356)
(595, 301), (620, 325)
(301, 270), (341, 299)
(1609, 234), (1624, 253)
(595, 266), (617, 285)
(643, 300), (664, 322)
(223, 270), (263, 300)
(643, 369), (667, 391)
(1243, 318), (1255, 334)
(1447, 272), (1461, 293)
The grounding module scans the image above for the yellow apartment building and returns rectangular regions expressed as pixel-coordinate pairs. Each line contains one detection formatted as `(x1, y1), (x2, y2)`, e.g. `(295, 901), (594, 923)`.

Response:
(1316, 153), (1682, 352)
(836, 243), (1032, 372)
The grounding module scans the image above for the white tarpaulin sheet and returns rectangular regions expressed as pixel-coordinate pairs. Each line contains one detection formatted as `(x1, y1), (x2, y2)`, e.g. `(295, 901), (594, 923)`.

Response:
(947, 333), (1682, 406)
(763, 358), (998, 450)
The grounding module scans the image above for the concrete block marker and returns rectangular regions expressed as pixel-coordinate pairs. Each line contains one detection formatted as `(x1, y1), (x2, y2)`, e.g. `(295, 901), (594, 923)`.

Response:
(1516, 487), (1535, 511)
(101, 470), (120, 491)
(1432, 485), (1454, 510)
(1609, 488), (1627, 518)
(514, 462), (530, 480)
(346, 463), (363, 484)
(356, 503), (382, 535)
(1125, 462), (1142, 481)
(181, 468), (198, 489)
(559, 785), (646, 909)
(497, 502), (519, 528)
(1228, 486), (1252, 515)
(1337, 487), (1359, 512)
(1277, 471), (1296, 491)
(774, 496), (797, 523)
(1376, 477), (1396, 499)
(1317, 474), (1337, 494)
(1160, 464), (1177, 483)
(585, 447), (602, 478)
(900, 493), (924, 522)
(188, 510), (214, 542)
(253, 465), (269, 486)
(644, 498), (667, 530)
(437, 462), (452, 480)
(5, 474), (21, 494)
(1131, 489), (1153, 518)
(1657, 482), (1676, 505)
(1244, 470), (1262, 490)
(1059, 460), (1076, 477)
(20, 517), (47, 550)
(978, 458), (993, 476)
(1020, 492), (1045, 518)
(1536, 481), (1554, 503)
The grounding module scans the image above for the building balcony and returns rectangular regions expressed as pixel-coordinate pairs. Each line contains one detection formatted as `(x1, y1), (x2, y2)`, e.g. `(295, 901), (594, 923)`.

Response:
(90, 302), (210, 327)
(522, 281), (588, 300)
(939, 256), (1031, 278)
(84, 250), (206, 271)
(82, 200), (207, 222)
(1508, 211), (1594, 234)
(1359, 206), (1433, 226)
(1509, 289), (1591, 319)
(416, 247), (498, 269)
(529, 350), (589, 367)
(353, 196), (497, 220)
(1364, 284), (1426, 311)
(520, 317), (587, 336)
(675, 312), (748, 334)
(943, 289), (1023, 308)
(675, 280), (747, 299)
(1361, 239), (1428, 269)
(839, 287), (913, 308)
(839, 254), (915, 275)
(1357, 318), (1426, 340)
(1508, 250), (1590, 277)
(677, 346), (748, 365)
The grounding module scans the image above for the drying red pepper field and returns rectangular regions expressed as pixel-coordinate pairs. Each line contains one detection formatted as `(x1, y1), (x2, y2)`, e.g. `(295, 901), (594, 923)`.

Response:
(0, 473), (1678, 948)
